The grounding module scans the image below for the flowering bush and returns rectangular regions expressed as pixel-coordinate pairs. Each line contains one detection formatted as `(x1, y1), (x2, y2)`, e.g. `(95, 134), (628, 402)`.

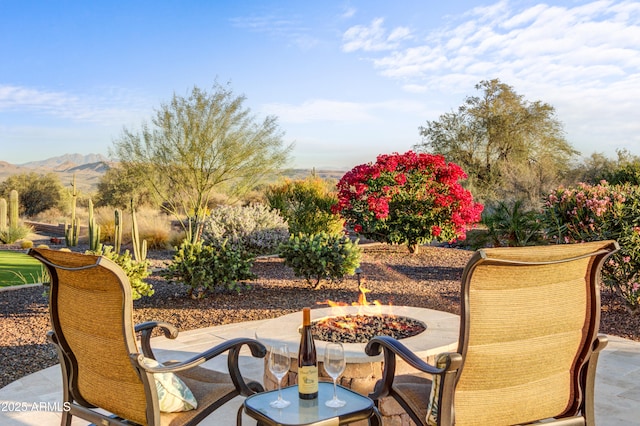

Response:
(333, 151), (483, 253)
(541, 181), (640, 313)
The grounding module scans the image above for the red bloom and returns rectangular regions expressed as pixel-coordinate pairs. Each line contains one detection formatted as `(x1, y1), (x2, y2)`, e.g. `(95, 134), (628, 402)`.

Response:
(394, 173), (407, 185)
(334, 150), (483, 250)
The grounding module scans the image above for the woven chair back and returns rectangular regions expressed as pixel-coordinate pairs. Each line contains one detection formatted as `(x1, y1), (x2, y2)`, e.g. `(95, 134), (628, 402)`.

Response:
(453, 241), (616, 425)
(34, 248), (148, 425)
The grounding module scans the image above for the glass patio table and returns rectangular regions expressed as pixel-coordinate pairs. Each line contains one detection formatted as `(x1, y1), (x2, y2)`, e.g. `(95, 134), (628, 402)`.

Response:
(237, 382), (381, 426)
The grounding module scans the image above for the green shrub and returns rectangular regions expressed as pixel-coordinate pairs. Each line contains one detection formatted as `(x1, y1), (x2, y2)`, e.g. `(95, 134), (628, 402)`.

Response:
(278, 232), (361, 289)
(540, 182), (640, 313)
(86, 245), (153, 300)
(164, 239), (256, 298)
(265, 176), (344, 235)
(20, 240), (33, 249)
(202, 204), (289, 256)
(482, 199), (542, 247)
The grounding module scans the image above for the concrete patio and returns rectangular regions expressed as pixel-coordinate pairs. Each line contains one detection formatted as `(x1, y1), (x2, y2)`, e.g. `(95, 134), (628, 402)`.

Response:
(1, 318), (639, 425)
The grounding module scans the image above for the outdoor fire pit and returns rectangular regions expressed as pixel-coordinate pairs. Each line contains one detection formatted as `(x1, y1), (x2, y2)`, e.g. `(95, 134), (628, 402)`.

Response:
(312, 312), (427, 343)
(255, 305), (458, 395)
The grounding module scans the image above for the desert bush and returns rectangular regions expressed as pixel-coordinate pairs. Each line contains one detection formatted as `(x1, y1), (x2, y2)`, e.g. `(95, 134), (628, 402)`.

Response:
(94, 206), (171, 250)
(86, 245), (153, 300)
(30, 207), (68, 224)
(334, 151), (483, 253)
(20, 240), (33, 249)
(265, 176), (343, 235)
(0, 225), (32, 244)
(278, 232), (361, 289)
(201, 204), (289, 256)
(540, 181), (640, 313)
(164, 239), (256, 298)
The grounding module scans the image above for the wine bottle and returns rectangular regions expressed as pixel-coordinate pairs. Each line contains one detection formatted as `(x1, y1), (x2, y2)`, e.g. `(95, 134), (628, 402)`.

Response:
(298, 307), (318, 399)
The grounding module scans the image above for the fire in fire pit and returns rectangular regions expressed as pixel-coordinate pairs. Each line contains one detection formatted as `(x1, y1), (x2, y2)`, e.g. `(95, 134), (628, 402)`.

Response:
(312, 272), (426, 343)
(312, 314), (426, 343)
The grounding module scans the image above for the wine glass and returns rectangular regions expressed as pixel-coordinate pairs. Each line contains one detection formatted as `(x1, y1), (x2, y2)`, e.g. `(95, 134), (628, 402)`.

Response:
(269, 344), (291, 408)
(323, 342), (346, 407)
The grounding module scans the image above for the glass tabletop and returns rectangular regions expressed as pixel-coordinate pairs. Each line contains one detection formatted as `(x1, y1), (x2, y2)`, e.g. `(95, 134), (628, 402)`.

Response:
(244, 382), (375, 426)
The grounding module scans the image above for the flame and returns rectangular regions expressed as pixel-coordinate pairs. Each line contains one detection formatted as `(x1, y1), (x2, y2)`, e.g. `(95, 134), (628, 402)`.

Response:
(315, 277), (395, 331)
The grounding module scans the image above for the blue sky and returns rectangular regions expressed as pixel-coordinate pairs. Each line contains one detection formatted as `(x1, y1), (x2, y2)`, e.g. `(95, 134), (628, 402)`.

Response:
(1, 0), (639, 170)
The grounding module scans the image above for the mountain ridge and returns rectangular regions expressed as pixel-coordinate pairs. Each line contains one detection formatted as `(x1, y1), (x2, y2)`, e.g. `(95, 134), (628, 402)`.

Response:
(1, 154), (346, 193)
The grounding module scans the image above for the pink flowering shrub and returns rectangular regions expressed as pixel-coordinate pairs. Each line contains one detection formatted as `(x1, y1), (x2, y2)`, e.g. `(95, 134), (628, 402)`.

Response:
(541, 181), (640, 313)
(333, 151), (483, 253)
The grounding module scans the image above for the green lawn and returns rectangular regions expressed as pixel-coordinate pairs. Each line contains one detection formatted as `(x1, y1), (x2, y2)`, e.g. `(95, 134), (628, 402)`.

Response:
(0, 251), (46, 287)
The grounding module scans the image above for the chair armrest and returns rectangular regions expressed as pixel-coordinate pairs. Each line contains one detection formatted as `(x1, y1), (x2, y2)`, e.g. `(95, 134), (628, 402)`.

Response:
(365, 335), (462, 400)
(132, 337), (268, 396)
(593, 334), (608, 353)
(135, 321), (179, 360)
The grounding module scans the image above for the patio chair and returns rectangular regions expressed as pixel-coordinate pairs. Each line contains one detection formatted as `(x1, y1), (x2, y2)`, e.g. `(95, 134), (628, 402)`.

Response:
(365, 240), (619, 426)
(29, 247), (267, 426)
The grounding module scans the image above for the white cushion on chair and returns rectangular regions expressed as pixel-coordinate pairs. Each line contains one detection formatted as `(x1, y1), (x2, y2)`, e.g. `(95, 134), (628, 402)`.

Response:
(142, 358), (198, 412)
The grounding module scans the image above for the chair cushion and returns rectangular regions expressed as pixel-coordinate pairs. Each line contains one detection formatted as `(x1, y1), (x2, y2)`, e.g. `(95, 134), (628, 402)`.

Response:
(143, 358), (198, 412)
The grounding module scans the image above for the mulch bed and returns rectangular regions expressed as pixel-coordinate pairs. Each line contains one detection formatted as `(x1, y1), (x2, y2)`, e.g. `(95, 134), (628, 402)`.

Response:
(1, 244), (638, 389)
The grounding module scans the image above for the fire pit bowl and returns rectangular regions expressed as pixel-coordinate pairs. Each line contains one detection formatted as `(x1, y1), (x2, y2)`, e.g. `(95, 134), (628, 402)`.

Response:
(255, 305), (459, 397)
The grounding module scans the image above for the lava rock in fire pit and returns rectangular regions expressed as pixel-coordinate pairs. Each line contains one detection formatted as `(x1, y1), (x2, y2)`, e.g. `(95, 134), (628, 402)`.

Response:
(311, 314), (426, 344)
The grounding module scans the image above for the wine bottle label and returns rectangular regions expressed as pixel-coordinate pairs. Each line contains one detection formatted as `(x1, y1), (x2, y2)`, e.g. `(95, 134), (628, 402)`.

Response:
(298, 366), (318, 394)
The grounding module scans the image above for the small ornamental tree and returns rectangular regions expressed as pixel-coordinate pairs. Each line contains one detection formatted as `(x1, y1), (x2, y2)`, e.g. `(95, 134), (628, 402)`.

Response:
(333, 151), (483, 253)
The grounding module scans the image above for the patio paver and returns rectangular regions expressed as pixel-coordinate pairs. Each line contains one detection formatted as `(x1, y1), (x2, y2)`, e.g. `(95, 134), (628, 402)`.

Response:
(0, 319), (638, 425)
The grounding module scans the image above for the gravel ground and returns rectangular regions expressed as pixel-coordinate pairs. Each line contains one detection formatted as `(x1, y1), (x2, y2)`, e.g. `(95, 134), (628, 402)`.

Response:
(1, 244), (638, 389)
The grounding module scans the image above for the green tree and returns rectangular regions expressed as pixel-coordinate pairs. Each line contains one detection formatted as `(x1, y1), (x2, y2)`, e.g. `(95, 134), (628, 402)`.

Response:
(417, 79), (577, 207)
(111, 83), (292, 241)
(0, 172), (64, 217)
(95, 165), (160, 209)
(567, 149), (640, 186)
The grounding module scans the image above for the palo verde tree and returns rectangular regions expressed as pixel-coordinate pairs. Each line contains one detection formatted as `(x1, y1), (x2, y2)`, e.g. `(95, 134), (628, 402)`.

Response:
(112, 83), (292, 242)
(417, 79), (578, 207)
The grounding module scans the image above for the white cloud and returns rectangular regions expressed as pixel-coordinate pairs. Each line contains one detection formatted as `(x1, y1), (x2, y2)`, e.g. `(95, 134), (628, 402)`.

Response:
(229, 14), (319, 50)
(341, 7), (357, 19)
(342, 18), (412, 52)
(340, 0), (640, 154)
(0, 84), (150, 126)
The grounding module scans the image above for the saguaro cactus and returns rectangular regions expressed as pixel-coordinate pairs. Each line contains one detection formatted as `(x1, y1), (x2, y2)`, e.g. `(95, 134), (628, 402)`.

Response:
(88, 198), (101, 251)
(65, 175), (79, 247)
(9, 190), (19, 228)
(130, 200), (147, 261)
(0, 198), (7, 232)
(114, 208), (123, 254)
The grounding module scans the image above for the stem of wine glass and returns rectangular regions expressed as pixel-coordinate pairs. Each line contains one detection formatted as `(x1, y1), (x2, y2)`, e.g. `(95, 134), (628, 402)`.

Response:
(277, 377), (283, 401)
(333, 377), (338, 400)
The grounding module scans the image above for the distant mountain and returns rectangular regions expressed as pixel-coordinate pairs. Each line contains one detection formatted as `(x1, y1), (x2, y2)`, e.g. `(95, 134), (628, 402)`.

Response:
(0, 154), (112, 192)
(19, 153), (110, 169)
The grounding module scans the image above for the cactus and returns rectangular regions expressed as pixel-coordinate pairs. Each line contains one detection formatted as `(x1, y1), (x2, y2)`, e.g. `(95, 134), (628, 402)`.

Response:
(130, 200), (147, 261)
(114, 208), (123, 254)
(88, 198), (101, 251)
(9, 190), (19, 228)
(65, 175), (79, 247)
(0, 198), (6, 232)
